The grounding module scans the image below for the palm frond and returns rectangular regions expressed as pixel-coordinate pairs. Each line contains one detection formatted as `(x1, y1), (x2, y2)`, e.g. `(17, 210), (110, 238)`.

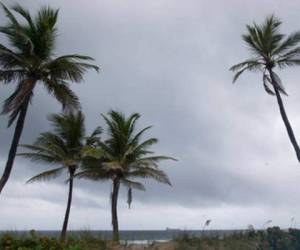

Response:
(126, 112), (140, 138)
(35, 132), (66, 151)
(75, 168), (110, 181)
(6, 105), (21, 127)
(19, 143), (65, 161)
(277, 47), (300, 61)
(51, 54), (95, 61)
(0, 2), (20, 27)
(0, 69), (25, 83)
(230, 59), (262, 72)
(121, 178), (146, 191)
(81, 146), (102, 158)
(47, 112), (85, 148)
(242, 28), (264, 56)
(36, 6), (59, 30)
(0, 44), (27, 68)
(263, 73), (275, 95)
(277, 59), (300, 68)
(129, 126), (152, 144)
(274, 32), (300, 54)
(43, 79), (80, 111)
(26, 166), (65, 183)
(137, 155), (177, 163)
(97, 141), (115, 160)
(127, 187), (132, 208)
(128, 167), (171, 186)
(11, 4), (35, 30)
(231, 61), (263, 83)
(18, 152), (61, 164)
(126, 138), (158, 159)
(121, 179), (146, 208)
(2, 79), (35, 114)
(85, 126), (102, 146)
(261, 15), (283, 53)
(2, 83), (33, 127)
(45, 56), (99, 82)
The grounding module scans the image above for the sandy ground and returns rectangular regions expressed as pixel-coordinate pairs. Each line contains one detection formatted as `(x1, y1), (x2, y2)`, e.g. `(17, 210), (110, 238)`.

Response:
(109, 242), (175, 250)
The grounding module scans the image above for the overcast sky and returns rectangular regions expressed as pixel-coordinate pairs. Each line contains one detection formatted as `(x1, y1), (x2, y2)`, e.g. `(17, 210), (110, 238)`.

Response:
(1, 0), (300, 231)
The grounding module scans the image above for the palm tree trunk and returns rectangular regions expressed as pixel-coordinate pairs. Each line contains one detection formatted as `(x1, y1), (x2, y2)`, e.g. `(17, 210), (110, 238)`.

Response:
(111, 177), (120, 242)
(60, 168), (75, 243)
(0, 99), (30, 194)
(269, 69), (300, 162)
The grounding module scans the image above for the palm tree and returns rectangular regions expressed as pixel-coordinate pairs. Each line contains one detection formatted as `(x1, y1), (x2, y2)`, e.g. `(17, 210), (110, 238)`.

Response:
(18, 112), (101, 242)
(76, 110), (176, 242)
(230, 15), (300, 162)
(0, 3), (99, 193)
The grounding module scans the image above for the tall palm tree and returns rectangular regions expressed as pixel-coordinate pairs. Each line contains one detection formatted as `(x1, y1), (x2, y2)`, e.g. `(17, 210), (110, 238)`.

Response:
(18, 112), (101, 242)
(76, 110), (176, 242)
(0, 3), (99, 193)
(230, 15), (300, 162)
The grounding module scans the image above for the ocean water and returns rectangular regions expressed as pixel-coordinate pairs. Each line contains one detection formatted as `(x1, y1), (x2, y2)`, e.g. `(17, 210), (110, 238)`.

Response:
(0, 230), (245, 242)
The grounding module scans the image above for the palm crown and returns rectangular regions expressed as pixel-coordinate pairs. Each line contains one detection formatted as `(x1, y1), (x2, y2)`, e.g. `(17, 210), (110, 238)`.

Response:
(19, 112), (101, 182)
(77, 110), (174, 205)
(0, 3), (99, 126)
(230, 15), (300, 95)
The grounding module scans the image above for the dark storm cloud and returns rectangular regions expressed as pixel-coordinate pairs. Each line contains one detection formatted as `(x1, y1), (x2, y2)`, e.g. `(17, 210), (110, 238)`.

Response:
(2, 0), (300, 229)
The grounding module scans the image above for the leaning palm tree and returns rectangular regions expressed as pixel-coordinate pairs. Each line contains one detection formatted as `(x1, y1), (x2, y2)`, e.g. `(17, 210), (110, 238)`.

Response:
(18, 112), (101, 242)
(0, 3), (99, 193)
(76, 110), (176, 242)
(230, 15), (300, 162)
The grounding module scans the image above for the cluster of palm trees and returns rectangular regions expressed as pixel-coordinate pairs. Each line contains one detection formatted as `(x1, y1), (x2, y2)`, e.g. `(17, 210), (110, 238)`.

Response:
(20, 111), (174, 242)
(0, 3), (175, 243)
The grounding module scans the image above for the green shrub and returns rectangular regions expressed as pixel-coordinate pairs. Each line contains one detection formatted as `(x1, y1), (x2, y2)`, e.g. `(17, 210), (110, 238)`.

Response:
(0, 232), (108, 250)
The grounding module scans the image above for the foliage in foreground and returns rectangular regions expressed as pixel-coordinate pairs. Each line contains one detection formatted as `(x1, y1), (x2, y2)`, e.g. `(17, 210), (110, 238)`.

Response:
(0, 231), (107, 250)
(3, 227), (300, 250)
(174, 227), (300, 250)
